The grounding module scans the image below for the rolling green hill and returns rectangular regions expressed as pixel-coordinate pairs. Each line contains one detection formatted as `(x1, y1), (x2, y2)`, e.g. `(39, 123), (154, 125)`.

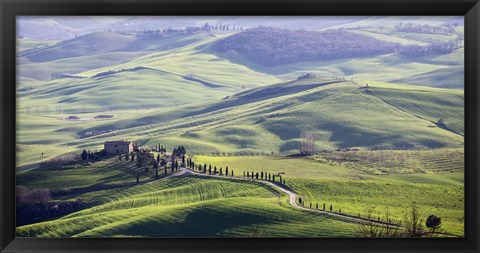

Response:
(16, 77), (463, 167)
(15, 20), (465, 238)
(392, 66), (463, 89)
(72, 77), (463, 152)
(16, 174), (358, 237)
(18, 32), (138, 63)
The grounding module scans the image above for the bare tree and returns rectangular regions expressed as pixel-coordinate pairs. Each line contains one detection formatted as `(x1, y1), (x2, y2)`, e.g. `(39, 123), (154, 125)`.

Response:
(403, 203), (426, 237)
(300, 131), (317, 156)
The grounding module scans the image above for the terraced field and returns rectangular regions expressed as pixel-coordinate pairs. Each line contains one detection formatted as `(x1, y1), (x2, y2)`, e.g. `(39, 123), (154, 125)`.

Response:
(310, 148), (464, 174)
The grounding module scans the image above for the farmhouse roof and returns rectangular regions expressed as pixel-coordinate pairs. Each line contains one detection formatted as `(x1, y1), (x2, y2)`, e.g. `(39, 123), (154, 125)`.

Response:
(105, 140), (132, 145)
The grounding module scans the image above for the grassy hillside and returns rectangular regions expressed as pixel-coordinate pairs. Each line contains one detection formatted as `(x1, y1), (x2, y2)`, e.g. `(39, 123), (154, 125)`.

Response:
(82, 78), (463, 151)
(16, 174), (358, 237)
(16, 77), (463, 167)
(18, 32), (138, 63)
(17, 67), (235, 112)
(17, 38), (60, 53)
(392, 66), (463, 89)
(15, 21), (465, 239)
(192, 154), (464, 235)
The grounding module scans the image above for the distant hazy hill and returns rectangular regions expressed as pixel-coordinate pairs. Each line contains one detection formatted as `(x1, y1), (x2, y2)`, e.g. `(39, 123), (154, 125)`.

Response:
(19, 32), (137, 63)
(17, 16), (369, 40)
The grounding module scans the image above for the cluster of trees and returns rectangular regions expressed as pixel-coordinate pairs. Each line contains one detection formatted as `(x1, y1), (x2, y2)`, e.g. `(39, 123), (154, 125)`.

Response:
(16, 186), (87, 226)
(395, 23), (456, 35)
(80, 149), (106, 161)
(187, 160), (235, 177)
(201, 23), (244, 32)
(172, 146), (186, 158)
(155, 143), (167, 153)
(186, 159), (287, 185)
(140, 23), (244, 38)
(212, 27), (402, 66)
(243, 171), (286, 185)
(397, 41), (459, 57)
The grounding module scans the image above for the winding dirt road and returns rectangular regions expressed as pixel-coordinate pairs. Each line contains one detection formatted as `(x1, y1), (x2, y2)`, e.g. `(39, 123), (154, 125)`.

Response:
(171, 167), (400, 227)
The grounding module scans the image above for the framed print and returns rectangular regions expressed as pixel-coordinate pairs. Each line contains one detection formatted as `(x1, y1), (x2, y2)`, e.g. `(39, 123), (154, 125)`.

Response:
(1, 0), (479, 252)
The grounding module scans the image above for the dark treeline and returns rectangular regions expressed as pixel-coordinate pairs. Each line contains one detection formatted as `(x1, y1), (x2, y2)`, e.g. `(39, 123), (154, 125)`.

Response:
(16, 186), (88, 226)
(397, 42), (459, 57)
(212, 27), (402, 66)
(212, 26), (461, 66)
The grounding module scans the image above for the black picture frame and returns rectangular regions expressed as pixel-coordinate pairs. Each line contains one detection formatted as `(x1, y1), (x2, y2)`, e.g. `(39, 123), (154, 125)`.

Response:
(1, 0), (479, 252)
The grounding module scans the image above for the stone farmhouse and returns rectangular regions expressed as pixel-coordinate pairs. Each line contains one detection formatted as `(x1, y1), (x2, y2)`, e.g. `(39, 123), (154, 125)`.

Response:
(104, 140), (138, 154)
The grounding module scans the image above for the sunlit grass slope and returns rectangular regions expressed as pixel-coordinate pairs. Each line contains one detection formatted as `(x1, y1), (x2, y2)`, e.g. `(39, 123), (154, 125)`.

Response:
(16, 175), (358, 237)
(17, 67), (235, 112)
(16, 77), (463, 167)
(193, 154), (464, 236)
(76, 78), (463, 152)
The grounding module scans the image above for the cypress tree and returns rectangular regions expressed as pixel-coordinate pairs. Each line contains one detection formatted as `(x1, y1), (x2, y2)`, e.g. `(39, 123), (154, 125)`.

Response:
(220, 167), (222, 175)
(255, 173), (259, 179)
(243, 171), (246, 178)
(209, 167), (212, 175)
(323, 203), (326, 210)
(316, 203), (318, 209)
(214, 166), (217, 175)
(226, 167), (229, 176)
(310, 203), (312, 208)
(157, 154), (160, 162)
(251, 171), (254, 179)
(125, 153), (129, 161)
(268, 174), (271, 180)
(136, 174), (139, 184)
(203, 164), (207, 173)
(81, 149), (87, 160)
(119, 154), (122, 161)
(261, 171), (264, 179)
(299, 197), (302, 205)
(330, 204), (333, 212)
(231, 170), (234, 177)
(272, 175), (275, 181)
(247, 172), (249, 178)
(155, 168), (158, 179)
(131, 153), (134, 162)
(164, 165), (167, 176)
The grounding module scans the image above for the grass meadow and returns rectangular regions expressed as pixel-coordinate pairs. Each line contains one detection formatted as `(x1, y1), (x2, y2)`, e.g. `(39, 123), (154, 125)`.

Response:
(16, 17), (465, 238)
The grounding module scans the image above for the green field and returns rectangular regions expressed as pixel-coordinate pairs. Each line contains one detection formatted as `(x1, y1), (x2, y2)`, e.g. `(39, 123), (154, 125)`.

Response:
(17, 173), (359, 237)
(192, 153), (464, 236)
(16, 17), (464, 238)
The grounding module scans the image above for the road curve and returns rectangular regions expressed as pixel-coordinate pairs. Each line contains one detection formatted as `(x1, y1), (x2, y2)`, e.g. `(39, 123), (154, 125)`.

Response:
(173, 167), (400, 227)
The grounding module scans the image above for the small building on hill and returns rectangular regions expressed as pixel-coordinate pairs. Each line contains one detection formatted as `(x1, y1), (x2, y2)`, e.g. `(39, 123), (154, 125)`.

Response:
(104, 140), (134, 154)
